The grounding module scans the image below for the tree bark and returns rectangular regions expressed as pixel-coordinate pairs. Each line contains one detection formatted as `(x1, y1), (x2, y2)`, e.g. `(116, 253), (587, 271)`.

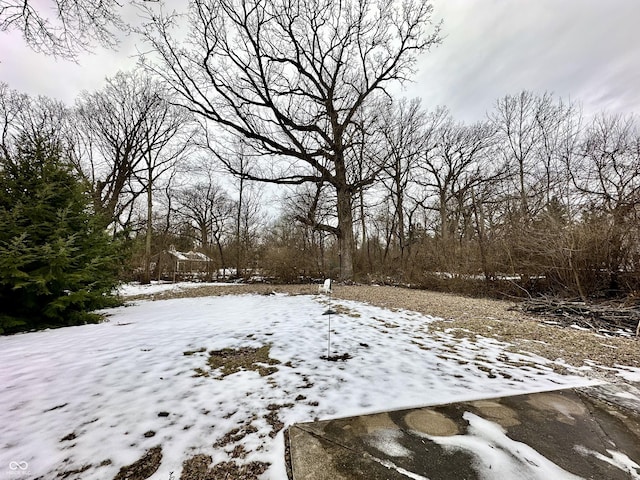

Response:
(236, 174), (244, 278)
(142, 169), (153, 284)
(336, 183), (355, 281)
(359, 189), (372, 272)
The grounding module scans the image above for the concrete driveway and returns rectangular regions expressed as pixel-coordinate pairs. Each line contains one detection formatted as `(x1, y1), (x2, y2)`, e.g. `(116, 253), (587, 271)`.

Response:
(287, 383), (640, 479)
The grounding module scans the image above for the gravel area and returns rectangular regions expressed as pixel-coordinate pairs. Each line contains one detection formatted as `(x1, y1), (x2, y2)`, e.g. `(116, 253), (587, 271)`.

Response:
(124, 283), (639, 374)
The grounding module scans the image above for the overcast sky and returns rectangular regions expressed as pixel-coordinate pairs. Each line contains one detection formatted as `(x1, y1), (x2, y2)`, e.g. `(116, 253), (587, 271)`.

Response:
(1, 0), (639, 122)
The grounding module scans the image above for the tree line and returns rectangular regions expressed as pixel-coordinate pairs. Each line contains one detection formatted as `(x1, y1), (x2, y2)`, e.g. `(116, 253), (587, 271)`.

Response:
(3, 79), (638, 298)
(253, 91), (640, 300)
(354, 93), (639, 299)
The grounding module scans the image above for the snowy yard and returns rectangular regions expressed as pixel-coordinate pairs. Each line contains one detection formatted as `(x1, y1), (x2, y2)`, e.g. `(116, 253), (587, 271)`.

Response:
(0, 292), (627, 479)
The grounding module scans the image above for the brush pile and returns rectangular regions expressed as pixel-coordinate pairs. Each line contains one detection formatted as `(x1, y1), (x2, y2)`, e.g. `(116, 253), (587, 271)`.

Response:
(514, 296), (640, 337)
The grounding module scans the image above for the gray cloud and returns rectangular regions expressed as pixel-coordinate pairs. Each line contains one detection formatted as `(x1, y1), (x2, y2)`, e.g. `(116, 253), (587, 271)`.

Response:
(405, 0), (640, 121)
(0, 32), (139, 103)
(1, 0), (639, 122)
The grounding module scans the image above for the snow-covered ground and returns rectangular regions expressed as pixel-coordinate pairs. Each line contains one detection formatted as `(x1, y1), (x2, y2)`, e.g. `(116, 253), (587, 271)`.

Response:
(0, 293), (634, 479)
(116, 280), (239, 298)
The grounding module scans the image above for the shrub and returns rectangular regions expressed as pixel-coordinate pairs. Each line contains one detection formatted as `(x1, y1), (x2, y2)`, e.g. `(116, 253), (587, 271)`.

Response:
(0, 134), (121, 333)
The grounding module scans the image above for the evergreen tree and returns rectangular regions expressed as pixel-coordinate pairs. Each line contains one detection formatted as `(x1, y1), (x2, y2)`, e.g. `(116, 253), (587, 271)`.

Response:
(0, 134), (121, 334)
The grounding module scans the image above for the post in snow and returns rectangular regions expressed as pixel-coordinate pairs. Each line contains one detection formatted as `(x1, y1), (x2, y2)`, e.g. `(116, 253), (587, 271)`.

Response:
(319, 279), (333, 360)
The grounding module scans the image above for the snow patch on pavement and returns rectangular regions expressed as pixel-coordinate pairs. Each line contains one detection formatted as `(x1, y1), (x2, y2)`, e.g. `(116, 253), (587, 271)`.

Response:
(575, 445), (640, 479)
(425, 412), (583, 479)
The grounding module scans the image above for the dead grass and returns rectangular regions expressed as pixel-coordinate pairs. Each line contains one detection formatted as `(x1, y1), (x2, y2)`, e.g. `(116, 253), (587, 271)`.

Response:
(125, 284), (317, 302)
(213, 422), (259, 448)
(332, 285), (640, 372)
(112, 446), (162, 480)
(180, 455), (269, 480)
(206, 345), (281, 378)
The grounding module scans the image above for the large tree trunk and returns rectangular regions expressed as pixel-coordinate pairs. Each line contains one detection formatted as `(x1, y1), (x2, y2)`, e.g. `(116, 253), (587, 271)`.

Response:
(142, 173), (153, 285)
(199, 222), (209, 252)
(236, 175), (244, 278)
(471, 189), (491, 281)
(395, 174), (406, 266)
(216, 238), (226, 276)
(359, 189), (372, 272)
(336, 183), (355, 281)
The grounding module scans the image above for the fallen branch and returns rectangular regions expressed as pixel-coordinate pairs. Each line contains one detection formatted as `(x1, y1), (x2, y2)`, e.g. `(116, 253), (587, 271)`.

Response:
(512, 295), (640, 337)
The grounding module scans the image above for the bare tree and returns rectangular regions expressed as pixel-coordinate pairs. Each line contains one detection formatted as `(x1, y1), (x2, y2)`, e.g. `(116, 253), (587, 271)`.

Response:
(348, 102), (388, 271)
(572, 114), (640, 214)
(139, 0), (441, 280)
(569, 113), (640, 288)
(380, 99), (444, 265)
(234, 150), (248, 277)
(534, 96), (581, 207)
(234, 180), (265, 276)
(489, 91), (581, 220)
(489, 91), (542, 219)
(224, 144), (265, 278)
(288, 182), (334, 274)
(74, 70), (181, 229)
(1, 85), (70, 159)
(0, 0), (159, 58)
(0, 84), (27, 158)
(134, 97), (193, 284)
(174, 181), (234, 272)
(416, 118), (495, 242)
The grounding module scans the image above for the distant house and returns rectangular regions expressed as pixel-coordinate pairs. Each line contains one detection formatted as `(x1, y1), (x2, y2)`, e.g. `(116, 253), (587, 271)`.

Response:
(152, 247), (214, 281)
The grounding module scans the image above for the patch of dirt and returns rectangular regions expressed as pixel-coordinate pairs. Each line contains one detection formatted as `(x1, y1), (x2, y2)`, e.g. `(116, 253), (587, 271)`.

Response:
(205, 345), (281, 378)
(209, 461), (269, 479)
(192, 367), (209, 378)
(60, 432), (76, 442)
(321, 303), (361, 317)
(264, 403), (292, 438)
(213, 422), (259, 448)
(136, 284), (639, 373)
(320, 353), (352, 362)
(183, 347), (206, 356)
(230, 444), (248, 459)
(112, 446), (162, 480)
(265, 410), (284, 438)
(180, 455), (269, 480)
(57, 464), (91, 479)
(180, 454), (211, 480)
